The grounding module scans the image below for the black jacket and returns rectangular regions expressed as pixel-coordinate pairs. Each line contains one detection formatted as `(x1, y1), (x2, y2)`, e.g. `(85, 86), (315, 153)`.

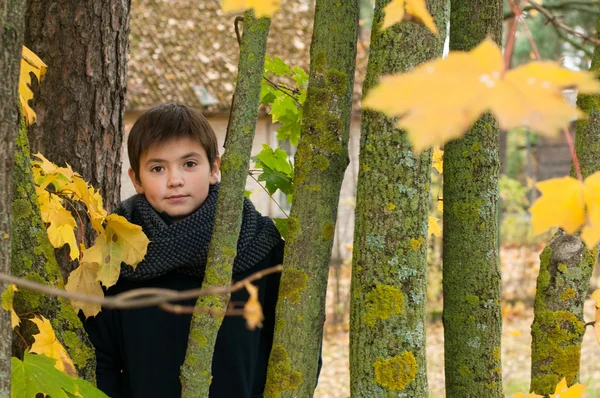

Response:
(83, 241), (284, 398)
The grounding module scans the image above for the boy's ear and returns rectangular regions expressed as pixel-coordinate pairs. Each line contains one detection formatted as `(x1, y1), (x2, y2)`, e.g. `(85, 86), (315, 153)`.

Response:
(209, 157), (221, 184)
(128, 168), (145, 194)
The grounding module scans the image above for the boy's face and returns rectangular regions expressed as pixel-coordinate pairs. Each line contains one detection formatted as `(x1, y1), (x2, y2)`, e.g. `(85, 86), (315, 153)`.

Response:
(128, 137), (220, 221)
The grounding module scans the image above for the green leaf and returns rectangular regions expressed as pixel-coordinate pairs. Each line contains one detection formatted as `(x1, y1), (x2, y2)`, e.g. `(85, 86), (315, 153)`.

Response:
(293, 66), (309, 91)
(270, 95), (299, 123)
(273, 218), (289, 239)
(258, 165), (294, 196)
(12, 351), (108, 398)
(260, 83), (276, 105)
(244, 190), (252, 198)
(264, 55), (293, 76)
(256, 145), (293, 175)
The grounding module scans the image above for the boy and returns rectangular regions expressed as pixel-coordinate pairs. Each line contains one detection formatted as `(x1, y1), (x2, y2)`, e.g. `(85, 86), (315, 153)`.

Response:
(83, 103), (284, 398)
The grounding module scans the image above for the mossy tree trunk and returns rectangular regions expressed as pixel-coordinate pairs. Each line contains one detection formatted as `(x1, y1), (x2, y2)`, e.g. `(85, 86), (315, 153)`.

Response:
(349, 1), (446, 396)
(24, 0), (129, 276)
(180, 12), (271, 398)
(529, 21), (600, 395)
(0, 0), (26, 393)
(442, 1), (504, 396)
(264, 1), (359, 396)
(11, 122), (95, 381)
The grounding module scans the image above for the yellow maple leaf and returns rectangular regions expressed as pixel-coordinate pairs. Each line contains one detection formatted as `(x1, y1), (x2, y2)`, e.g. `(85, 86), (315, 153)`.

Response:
(382, 0), (438, 35)
(66, 175), (107, 233)
(550, 377), (586, 398)
(30, 316), (77, 377)
(529, 171), (600, 248)
(514, 392), (543, 398)
(432, 146), (443, 173)
(428, 216), (441, 237)
(1, 284), (21, 328)
(36, 187), (79, 260)
(222, 0), (281, 18)
(243, 281), (263, 330)
(362, 39), (600, 151)
(65, 262), (104, 318)
(19, 46), (47, 125)
(83, 214), (149, 288)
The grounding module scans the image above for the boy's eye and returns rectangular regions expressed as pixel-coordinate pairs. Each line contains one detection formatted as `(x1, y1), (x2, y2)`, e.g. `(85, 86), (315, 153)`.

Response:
(184, 161), (197, 168)
(150, 165), (164, 173)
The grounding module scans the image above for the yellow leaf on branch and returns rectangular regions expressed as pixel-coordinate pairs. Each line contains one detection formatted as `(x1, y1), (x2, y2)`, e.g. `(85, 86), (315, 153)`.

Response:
(82, 214), (149, 288)
(529, 172), (600, 248)
(65, 262), (104, 318)
(428, 216), (441, 237)
(30, 316), (77, 377)
(66, 175), (108, 234)
(36, 187), (79, 260)
(222, 0), (281, 17)
(550, 377), (586, 398)
(19, 46), (47, 125)
(362, 39), (600, 151)
(243, 281), (263, 330)
(382, 0), (438, 35)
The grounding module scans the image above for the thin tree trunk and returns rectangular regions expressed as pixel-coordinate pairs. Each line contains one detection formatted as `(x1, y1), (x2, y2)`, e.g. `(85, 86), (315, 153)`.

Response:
(349, 1), (446, 396)
(180, 12), (271, 397)
(11, 122), (95, 381)
(0, 0), (26, 393)
(529, 20), (600, 395)
(24, 0), (129, 276)
(443, 1), (504, 396)
(264, 1), (359, 396)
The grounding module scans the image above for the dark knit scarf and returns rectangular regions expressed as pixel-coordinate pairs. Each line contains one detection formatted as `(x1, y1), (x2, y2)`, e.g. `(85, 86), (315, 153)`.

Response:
(115, 183), (282, 281)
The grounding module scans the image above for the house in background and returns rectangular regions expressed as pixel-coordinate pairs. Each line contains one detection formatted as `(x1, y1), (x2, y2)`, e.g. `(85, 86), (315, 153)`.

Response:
(123, 0), (367, 261)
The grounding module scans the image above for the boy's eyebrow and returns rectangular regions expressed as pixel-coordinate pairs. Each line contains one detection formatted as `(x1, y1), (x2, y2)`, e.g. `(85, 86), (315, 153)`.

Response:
(144, 152), (204, 165)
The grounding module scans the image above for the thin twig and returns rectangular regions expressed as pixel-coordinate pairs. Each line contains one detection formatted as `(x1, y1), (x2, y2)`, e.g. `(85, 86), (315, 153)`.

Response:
(517, 16), (542, 60)
(504, 0), (600, 19)
(553, 25), (594, 58)
(526, 0), (600, 44)
(248, 173), (289, 218)
(0, 265), (282, 310)
(504, 1), (522, 71)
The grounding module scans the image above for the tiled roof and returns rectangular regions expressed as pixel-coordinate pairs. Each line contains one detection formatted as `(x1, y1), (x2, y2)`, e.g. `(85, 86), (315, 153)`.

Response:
(127, 0), (367, 113)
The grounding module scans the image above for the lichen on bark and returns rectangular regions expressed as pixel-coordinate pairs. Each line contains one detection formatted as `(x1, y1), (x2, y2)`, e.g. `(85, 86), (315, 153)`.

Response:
(264, 1), (359, 397)
(349, 0), (447, 396)
(442, 1), (504, 396)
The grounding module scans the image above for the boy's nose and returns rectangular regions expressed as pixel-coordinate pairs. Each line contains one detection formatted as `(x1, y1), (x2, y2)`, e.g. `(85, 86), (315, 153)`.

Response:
(167, 172), (184, 188)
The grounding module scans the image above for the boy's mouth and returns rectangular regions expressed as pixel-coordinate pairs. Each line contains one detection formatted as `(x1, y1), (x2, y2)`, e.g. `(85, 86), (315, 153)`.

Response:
(166, 195), (188, 201)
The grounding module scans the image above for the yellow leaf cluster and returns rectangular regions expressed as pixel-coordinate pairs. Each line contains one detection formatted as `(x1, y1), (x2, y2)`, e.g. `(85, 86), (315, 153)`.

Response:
(529, 172), (600, 248)
(243, 282), (263, 330)
(19, 46), (47, 125)
(1, 284), (20, 328)
(382, 0), (437, 35)
(363, 39), (600, 151)
(65, 262), (104, 318)
(30, 316), (77, 377)
(222, 0), (281, 17)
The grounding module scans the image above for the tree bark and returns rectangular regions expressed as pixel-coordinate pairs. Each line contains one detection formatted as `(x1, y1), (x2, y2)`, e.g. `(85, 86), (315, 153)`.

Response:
(11, 122), (95, 382)
(180, 12), (271, 397)
(0, 0), (26, 394)
(24, 0), (129, 276)
(349, 1), (446, 396)
(529, 19), (600, 395)
(443, 1), (504, 396)
(264, 1), (359, 396)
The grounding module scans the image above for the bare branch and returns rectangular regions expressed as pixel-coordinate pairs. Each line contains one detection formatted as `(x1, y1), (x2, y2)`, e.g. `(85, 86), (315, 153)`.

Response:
(0, 265), (282, 311)
(505, 0), (600, 19)
(525, 0), (600, 44)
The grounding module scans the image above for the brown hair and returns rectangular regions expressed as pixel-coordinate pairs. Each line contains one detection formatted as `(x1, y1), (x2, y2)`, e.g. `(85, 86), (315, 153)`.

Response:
(128, 103), (219, 181)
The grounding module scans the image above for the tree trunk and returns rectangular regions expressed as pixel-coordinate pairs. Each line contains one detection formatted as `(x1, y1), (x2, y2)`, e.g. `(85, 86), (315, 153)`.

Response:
(180, 12), (271, 397)
(529, 20), (600, 395)
(443, 1), (504, 396)
(264, 1), (359, 396)
(24, 0), (129, 276)
(11, 122), (95, 381)
(0, 0), (26, 393)
(349, 1), (446, 396)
